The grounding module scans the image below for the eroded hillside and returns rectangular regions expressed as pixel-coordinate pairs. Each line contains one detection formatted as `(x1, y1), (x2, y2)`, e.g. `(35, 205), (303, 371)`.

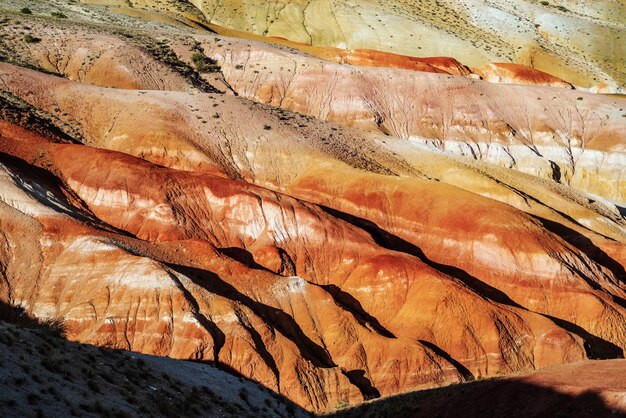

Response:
(0, 0), (624, 415)
(187, 0), (626, 90)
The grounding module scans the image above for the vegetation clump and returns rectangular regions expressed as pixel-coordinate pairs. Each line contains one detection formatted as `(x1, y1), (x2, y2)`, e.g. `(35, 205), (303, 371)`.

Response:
(142, 38), (220, 93)
(23, 34), (41, 44)
(191, 51), (219, 73)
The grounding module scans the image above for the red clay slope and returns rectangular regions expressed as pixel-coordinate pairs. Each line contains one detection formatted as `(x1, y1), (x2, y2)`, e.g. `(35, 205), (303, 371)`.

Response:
(1, 118), (608, 412)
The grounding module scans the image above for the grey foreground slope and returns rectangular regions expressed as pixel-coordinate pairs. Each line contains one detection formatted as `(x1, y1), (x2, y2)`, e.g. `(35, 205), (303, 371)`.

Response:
(0, 316), (309, 418)
(3, 312), (624, 418)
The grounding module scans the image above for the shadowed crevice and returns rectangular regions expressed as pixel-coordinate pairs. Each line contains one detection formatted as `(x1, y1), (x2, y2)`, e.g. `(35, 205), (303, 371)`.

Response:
(543, 314), (624, 359)
(218, 247), (273, 271)
(319, 284), (396, 339)
(418, 339), (474, 381)
(166, 263), (336, 369)
(165, 270), (226, 366)
(217, 246), (395, 339)
(474, 168), (618, 243)
(533, 216), (626, 287)
(342, 369), (381, 401)
(0, 152), (133, 237)
(233, 305), (282, 390)
(0, 91), (83, 144)
(319, 205), (524, 309)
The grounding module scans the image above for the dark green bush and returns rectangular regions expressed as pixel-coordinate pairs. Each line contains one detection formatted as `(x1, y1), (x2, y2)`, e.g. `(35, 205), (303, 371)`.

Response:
(191, 52), (219, 72)
(24, 34), (41, 44)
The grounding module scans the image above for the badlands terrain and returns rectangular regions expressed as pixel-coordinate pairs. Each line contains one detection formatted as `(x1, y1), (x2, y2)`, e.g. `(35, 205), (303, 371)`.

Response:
(0, 0), (625, 416)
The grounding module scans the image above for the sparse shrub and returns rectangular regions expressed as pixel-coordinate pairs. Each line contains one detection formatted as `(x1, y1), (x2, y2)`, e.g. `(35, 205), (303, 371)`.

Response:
(112, 408), (132, 418)
(238, 387), (249, 403)
(20, 7), (32, 14)
(3, 334), (13, 346)
(50, 12), (67, 19)
(191, 52), (218, 72)
(143, 39), (217, 93)
(23, 34), (41, 44)
(334, 399), (349, 410)
(41, 354), (66, 373)
(92, 401), (105, 413)
(155, 398), (177, 416)
(88, 379), (101, 393)
(27, 393), (39, 405)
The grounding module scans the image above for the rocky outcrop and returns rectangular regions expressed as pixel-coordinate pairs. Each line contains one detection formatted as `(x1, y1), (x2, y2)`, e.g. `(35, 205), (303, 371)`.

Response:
(306, 48), (471, 76)
(474, 63), (574, 89)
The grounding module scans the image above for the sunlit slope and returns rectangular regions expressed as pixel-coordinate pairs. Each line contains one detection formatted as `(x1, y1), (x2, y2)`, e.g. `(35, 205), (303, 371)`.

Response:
(189, 0), (626, 89)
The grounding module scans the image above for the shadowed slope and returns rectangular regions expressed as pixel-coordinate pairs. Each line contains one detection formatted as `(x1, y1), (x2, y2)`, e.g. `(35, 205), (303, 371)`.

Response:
(330, 360), (626, 418)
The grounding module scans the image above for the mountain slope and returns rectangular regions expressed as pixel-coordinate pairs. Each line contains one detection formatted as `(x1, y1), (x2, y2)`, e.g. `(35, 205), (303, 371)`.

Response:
(2, 62), (625, 409)
(186, 0), (626, 90)
(0, 1), (624, 414)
